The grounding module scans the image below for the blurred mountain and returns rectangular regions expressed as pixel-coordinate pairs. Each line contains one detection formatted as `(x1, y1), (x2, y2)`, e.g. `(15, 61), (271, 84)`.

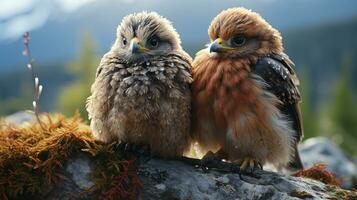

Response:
(1, 0), (357, 72)
(0, 63), (73, 114)
(284, 17), (357, 104)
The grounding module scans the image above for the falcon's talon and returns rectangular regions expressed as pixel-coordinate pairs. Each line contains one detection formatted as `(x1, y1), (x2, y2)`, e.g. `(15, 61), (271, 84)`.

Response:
(238, 158), (262, 173)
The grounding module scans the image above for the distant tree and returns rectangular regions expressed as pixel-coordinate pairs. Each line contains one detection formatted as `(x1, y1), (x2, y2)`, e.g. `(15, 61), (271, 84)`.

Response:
(0, 79), (32, 115)
(323, 52), (357, 155)
(0, 98), (29, 115)
(300, 68), (319, 139)
(57, 32), (99, 119)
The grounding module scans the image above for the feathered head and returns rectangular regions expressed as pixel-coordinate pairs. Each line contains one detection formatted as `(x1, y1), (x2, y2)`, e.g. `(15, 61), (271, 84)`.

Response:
(112, 11), (182, 61)
(207, 7), (283, 58)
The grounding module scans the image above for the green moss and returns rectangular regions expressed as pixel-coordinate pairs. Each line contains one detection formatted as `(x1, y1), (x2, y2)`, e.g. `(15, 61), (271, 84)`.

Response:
(325, 185), (357, 200)
(289, 190), (313, 199)
(290, 187), (357, 200)
(0, 114), (141, 199)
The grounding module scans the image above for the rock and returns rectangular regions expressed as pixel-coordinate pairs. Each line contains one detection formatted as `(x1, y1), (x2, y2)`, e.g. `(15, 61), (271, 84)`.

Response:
(4, 112), (357, 199)
(138, 159), (321, 200)
(58, 155), (356, 200)
(5, 110), (35, 124)
(299, 137), (357, 189)
(66, 156), (95, 189)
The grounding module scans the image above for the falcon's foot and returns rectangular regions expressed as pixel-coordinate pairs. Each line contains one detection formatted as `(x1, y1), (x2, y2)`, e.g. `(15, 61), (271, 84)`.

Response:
(236, 157), (263, 174)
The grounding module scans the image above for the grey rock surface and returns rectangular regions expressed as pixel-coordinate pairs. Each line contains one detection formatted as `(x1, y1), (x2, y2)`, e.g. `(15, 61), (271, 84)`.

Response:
(57, 156), (356, 200)
(66, 156), (95, 189)
(5, 110), (35, 124)
(138, 159), (357, 200)
(299, 137), (357, 189)
(5, 112), (357, 199)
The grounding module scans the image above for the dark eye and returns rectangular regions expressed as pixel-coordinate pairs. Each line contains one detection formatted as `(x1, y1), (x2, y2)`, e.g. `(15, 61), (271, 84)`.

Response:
(231, 35), (246, 47)
(149, 37), (159, 48)
(122, 37), (127, 46)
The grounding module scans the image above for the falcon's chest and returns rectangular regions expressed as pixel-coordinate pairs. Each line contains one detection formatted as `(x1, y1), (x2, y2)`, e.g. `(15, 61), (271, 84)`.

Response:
(107, 56), (191, 102)
(193, 57), (263, 124)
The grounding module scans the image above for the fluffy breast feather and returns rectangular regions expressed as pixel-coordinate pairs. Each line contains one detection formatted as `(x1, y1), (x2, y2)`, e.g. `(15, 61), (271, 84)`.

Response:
(88, 51), (192, 117)
(192, 52), (295, 166)
(192, 53), (284, 142)
(192, 52), (268, 132)
(86, 51), (193, 156)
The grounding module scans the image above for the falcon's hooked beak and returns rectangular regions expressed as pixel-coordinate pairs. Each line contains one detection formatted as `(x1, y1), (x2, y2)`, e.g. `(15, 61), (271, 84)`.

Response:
(129, 37), (149, 54)
(209, 38), (233, 53)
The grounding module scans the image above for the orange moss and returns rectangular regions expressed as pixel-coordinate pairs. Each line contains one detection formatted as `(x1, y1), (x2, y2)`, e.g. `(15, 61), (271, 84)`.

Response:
(293, 163), (341, 187)
(0, 113), (142, 199)
(98, 160), (142, 200)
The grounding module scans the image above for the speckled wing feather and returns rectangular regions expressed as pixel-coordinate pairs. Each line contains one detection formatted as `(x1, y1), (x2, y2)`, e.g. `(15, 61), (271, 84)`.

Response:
(252, 54), (303, 142)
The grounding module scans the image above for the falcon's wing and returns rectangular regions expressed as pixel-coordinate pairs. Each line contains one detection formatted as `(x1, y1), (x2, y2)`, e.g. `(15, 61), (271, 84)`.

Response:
(252, 54), (303, 142)
(95, 52), (125, 78)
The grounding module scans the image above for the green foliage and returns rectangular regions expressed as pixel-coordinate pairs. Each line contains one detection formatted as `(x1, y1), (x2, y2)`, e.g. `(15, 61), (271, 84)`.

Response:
(0, 72), (32, 115)
(0, 64), (72, 116)
(297, 51), (357, 156)
(330, 54), (357, 132)
(57, 32), (99, 119)
(300, 68), (319, 139)
(321, 52), (357, 155)
(0, 97), (30, 115)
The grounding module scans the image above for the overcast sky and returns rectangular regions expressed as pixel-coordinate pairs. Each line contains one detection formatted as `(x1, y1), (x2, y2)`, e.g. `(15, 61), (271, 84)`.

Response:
(0, 0), (97, 40)
(2, 0), (357, 42)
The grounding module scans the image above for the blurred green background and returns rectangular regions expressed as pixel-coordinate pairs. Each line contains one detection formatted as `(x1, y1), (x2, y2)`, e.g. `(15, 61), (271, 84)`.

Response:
(0, 0), (356, 156)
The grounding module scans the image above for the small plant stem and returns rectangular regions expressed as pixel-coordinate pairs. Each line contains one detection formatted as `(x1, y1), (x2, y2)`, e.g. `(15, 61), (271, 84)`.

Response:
(22, 32), (45, 130)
